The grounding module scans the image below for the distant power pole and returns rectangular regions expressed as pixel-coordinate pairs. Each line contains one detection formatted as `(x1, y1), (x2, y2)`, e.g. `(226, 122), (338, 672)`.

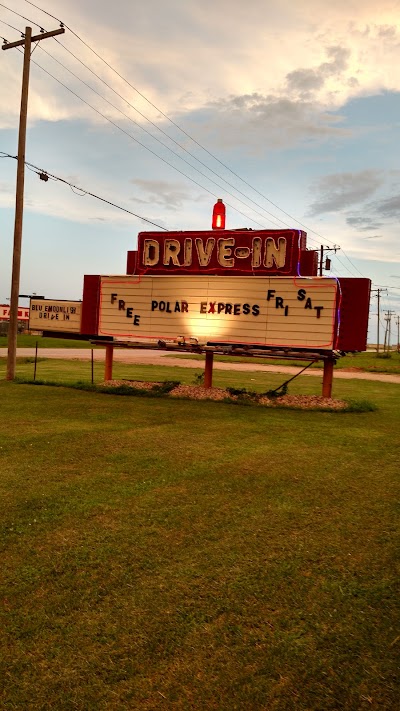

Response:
(2, 25), (65, 381)
(383, 310), (395, 353)
(396, 315), (400, 353)
(319, 245), (340, 276)
(371, 288), (387, 353)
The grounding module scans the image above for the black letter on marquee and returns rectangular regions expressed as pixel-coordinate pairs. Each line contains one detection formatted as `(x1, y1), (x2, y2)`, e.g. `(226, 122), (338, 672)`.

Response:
(284, 305), (289, 316)
(275, 297), (284, 309)
(133, 315), (141, 326)
(151, 300), (158, 311)
(314, 306), (324, 319)
(305, 297), (313, 309)
(297, 289), (306, 301)
(174, 301), (181, 312)
(267, 290), (276, 301)
(118, 300), (125, 311)
(252, 304), (260, 316)
(126, 307), (133, 319)
(111, 293), (117, 304)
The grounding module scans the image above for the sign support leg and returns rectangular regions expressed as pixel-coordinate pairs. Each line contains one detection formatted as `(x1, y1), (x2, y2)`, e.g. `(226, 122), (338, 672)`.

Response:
(105, 344), (114, 381)
(204, 350), (214, 389)
(322, 357), (334, 398)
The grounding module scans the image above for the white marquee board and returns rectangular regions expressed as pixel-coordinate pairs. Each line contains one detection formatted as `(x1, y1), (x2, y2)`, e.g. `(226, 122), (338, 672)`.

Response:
(97, 275), (339, 349)
(29, 299), (81, 333)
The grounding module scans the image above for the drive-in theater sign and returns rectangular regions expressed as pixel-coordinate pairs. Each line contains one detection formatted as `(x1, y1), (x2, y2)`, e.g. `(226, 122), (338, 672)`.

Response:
(80, 203), (371, 397)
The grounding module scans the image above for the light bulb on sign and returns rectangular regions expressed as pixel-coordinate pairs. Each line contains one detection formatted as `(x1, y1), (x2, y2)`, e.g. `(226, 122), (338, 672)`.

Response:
(212, 199), (226, 230)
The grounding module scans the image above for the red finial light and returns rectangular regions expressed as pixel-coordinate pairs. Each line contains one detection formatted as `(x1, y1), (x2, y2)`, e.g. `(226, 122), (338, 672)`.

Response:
(212, 198), (226, 230)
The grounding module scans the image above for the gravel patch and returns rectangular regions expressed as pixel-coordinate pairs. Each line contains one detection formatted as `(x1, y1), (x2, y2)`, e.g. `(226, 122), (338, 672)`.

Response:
(259, 394), (347, 410)
(102, 380), (347, 410)
(103, 380), (162, 390)
(170, 384), (233, 401)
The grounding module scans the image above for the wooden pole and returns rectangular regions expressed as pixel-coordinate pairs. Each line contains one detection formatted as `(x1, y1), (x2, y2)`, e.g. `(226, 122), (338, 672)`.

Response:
(34, 339), (38, 381)
(204, 350), (214, 389)
(6, 27), (32, 380)
(322, 357), (334, 398)
(105, 344), (114, 381)
(319, 245), (324, 277)
(4, 25), (65, 381)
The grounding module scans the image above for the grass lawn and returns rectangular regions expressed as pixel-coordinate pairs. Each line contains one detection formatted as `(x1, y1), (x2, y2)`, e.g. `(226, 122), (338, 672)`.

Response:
(1, 336), (399, 373)
(0, 334), (96, 348)
(0, 355), (393, 398)
(0, 371), (399, 709)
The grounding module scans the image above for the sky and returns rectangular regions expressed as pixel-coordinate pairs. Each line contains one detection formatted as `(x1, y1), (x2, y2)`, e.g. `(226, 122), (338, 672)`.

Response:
(1, 0), (400, 344)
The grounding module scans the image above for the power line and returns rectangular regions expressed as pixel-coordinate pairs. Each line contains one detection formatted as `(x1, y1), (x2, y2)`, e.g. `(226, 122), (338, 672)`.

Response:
(2, 13), (285, 230)
(22, 54), (273, 229)
(1, 151), (169, 229)
(7, 4), (285, 228)
(36, 44), (286, 229)
(0, 2), (43, 29)
(30, 50), (376, 271)
(0, 18), (23, 34)
(2, 14), (273, 228)
(19, 6), (368, 245)
(4, 2), (375, 277)
(51, 37), (300, 231)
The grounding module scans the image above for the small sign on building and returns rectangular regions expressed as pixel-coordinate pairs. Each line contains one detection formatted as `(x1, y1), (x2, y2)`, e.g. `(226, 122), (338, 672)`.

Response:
(29, 299), (81, 333)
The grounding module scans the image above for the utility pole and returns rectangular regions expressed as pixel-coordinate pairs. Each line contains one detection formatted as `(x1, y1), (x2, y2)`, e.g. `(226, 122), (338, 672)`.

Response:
(371, 288), (387, 353)
(396, 315), (400, 353)
(319, 245), (340, 276)
(3, 25), (65, 381)
(383, 310), (395, 353)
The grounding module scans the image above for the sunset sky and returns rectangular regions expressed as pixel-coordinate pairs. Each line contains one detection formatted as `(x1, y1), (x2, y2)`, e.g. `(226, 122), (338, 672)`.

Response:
(1, 0), (400, 342)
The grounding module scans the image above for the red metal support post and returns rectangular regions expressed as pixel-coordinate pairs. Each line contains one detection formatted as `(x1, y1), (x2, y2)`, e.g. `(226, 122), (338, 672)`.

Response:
(204, 350), (214, 389)
(322, 357), (334, 398)
(105, 344), (114, 381)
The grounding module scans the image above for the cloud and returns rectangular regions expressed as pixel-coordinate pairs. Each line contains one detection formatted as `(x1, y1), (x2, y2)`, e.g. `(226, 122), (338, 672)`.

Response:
(197, 93), (349, 151)
(308, 170), (383, 214)
(2, 2), (400, 131)
(373, 193), (400, 218)
(346, 216), (384, 231)
(286, 46), (350, 98)
(130, 178), (194, 210)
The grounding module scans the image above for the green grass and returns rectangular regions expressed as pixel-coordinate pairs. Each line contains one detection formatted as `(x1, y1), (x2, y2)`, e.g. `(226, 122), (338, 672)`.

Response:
(0, 355), (381, 397)
(0, 334), (96, 348)
(167, 350), (400, 374)
(0, 370), (399, 709)
(0, 356), (394, 407)
(2, 336), (400, 372)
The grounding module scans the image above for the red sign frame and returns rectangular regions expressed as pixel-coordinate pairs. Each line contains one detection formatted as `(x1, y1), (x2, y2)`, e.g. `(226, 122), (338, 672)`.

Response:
(128, 229), (312, 277)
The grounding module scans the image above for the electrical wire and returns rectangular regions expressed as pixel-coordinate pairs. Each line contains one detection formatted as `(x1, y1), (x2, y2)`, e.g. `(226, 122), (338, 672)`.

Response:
(23, 55), (273, 229)
(2, 1), (381, 278)
(0, 2), (43, 29)
(51, 36), (298, 230)
(2, 12), (287, 230)
(1, 151), (170, 229)
(36, 43), (285, 229)
(20, 5), (370, 245)
(5, 4), (285, 229)
(0, 17), (23, 34)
